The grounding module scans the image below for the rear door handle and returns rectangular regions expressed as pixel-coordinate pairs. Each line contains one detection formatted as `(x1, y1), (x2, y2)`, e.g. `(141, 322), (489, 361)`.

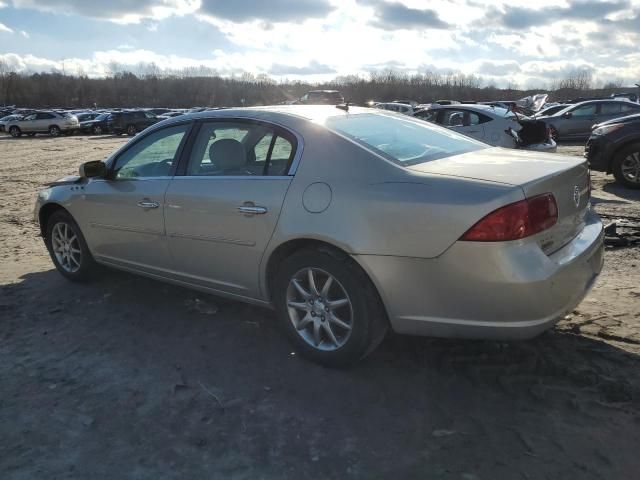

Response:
(238, 205), (267, 215)
(137, 199), (159, 209)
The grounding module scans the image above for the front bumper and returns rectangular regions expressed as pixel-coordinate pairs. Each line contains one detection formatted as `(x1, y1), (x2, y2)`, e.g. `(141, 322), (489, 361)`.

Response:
(585, 135), (614, 172)
(523, 138), (557, 153)
(355, 210), (604, 340)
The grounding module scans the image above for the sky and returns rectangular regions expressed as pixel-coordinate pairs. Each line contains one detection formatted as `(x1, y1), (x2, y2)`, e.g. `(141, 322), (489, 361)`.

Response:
(0, 0), (639, 88)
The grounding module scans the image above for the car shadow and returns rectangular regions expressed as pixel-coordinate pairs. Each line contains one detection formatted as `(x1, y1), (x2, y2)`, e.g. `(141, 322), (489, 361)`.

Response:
(602, 182), (640, 202)
(2, 267), (639, 478)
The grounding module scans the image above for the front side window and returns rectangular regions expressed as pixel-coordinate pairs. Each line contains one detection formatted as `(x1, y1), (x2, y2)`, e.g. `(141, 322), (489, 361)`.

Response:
(571, 104), (597, 117)
(325, 112), (487, 166)
(185, 121), (295, 176)
(113, 124), (189, 179)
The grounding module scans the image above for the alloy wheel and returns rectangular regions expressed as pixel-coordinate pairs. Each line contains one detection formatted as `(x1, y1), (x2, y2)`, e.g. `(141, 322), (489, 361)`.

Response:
(286, 267), (353, 351)
(94, 125), (102, 134)
(49, 126), (60, 137)
(9, 126), (20, 137)
(127, 125), (136, 135)
(51, 222), (82, 273)
(620, 151), (640, 185)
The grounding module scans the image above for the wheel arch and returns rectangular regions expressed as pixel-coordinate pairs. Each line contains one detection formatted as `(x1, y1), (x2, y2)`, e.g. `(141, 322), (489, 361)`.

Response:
(262, 237), (390, 325)
(610, 140), (640, 173)
(38, 202), (69, 238)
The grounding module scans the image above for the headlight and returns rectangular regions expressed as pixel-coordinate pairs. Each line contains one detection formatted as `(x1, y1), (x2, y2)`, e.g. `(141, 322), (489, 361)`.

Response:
(592, 123), (624, 135)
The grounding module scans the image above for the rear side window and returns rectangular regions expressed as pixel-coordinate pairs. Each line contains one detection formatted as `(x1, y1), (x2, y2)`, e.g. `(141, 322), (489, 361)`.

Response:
(600, 103), (622, 115)
(325, 112), (487, 166)
(185, 121), (295, 176)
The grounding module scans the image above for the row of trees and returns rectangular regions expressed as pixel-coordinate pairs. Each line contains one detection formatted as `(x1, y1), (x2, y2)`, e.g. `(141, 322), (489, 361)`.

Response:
(0, 62), (636, 109)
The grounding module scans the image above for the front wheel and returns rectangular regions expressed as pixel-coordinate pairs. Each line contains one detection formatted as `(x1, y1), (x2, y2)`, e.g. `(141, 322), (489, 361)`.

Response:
(612, 143), (640, 189)
(273, 248), (388, 367)
(45, 210), (97, 281)
(93, 125), (103, 135)
(9, 126), (21, 137)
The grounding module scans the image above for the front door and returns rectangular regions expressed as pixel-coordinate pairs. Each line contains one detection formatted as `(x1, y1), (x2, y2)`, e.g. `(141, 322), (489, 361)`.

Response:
(76, 123), (191, 274)
(164, 120), (297, 299)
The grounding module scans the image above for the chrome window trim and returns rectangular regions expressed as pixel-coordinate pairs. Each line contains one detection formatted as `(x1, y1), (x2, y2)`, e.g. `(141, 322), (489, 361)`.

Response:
(171, 175), (292, 181)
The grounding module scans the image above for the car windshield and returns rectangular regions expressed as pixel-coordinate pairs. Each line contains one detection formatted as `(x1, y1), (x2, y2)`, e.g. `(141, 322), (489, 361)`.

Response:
(324, 112), (488, 166)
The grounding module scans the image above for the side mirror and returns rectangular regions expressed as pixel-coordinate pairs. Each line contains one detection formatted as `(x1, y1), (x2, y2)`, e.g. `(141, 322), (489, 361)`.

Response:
(79, 160), (107, 178)
(563, 112), (573, 119)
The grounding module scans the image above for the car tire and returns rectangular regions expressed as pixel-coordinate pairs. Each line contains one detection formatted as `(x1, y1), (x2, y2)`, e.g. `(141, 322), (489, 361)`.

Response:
(612, 143), (640, 189)
(45, 210), (97, 282)
(93, 125), (103, 135)
(273, 247), (388, 367)
(126, 124), (137, 136)
(9, 126), (21, 137)
(49, 125), (61, 137)
(549, 125), (559, 142)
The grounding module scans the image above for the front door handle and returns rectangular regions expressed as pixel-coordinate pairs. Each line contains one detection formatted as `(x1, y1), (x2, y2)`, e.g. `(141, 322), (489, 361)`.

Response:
(238, 205), (267, 215)
(137, 199), (159, 209)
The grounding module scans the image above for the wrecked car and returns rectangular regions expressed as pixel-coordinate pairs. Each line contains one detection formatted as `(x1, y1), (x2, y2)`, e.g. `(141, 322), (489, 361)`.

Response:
(414, 104), (556, 152)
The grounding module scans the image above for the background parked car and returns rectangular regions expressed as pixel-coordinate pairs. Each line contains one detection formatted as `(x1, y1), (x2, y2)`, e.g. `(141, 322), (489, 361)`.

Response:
(374, 102), (414, 115)
(538, 100), (640, 141)
(5, 110), (79, 137)
(534, 104), (567, 118)
(111, 110), (159, 136)
(297, 90), (344, 105)
(156, 111), (184, 120)
(586, 113), (640, 188)
(79, 112), (114, 135)
(0, 114), (23, 133)
(414, 104), (556, 151)
(75, 112), (101, 123)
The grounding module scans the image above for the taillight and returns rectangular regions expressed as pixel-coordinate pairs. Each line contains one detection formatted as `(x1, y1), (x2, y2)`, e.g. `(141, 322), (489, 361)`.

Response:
(460, 193), (558, 242)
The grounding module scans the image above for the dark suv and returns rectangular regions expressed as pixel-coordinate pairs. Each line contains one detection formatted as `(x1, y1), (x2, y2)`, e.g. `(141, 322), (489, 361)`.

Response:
(586, 113), (640, 188)
(111, 110), (159, 136)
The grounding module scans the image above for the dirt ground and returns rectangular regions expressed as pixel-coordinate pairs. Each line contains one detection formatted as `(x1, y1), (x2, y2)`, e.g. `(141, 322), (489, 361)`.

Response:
(1, 135), (639, 480)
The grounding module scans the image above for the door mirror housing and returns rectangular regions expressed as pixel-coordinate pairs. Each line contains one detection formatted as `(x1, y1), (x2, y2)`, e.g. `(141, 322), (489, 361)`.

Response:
(79, 160), (107, 178)
(562, 112), (573, 119)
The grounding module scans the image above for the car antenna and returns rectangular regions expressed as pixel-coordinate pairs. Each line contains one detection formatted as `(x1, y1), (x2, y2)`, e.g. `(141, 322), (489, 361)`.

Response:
(336, 102), (350, 112)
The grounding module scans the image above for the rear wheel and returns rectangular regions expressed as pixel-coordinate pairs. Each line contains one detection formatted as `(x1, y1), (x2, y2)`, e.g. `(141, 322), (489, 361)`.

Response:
(9, 126), (21, 137)
(126, 124), (137, 136)
(273, 248), (388, 367)
(612, 143), (640, 189)
(49, 125), (61, 137)
(45, 210), (97, 282)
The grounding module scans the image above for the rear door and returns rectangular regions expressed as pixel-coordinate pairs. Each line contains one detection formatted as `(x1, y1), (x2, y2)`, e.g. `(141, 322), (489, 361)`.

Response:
(20, 113), (37, 132)
(164, 119), (298, 299)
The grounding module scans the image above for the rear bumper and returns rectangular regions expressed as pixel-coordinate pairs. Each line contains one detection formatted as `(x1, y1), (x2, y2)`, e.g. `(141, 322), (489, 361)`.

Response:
(355, 210), (604, 340)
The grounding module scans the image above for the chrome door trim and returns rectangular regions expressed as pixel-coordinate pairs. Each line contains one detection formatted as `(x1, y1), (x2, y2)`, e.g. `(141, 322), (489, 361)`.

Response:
(166, 231), (256, 247)
(88, 222), (164, 236)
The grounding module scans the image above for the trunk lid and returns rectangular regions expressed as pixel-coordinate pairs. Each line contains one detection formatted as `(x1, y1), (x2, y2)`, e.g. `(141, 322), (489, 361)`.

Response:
(408, 147), (590, 254)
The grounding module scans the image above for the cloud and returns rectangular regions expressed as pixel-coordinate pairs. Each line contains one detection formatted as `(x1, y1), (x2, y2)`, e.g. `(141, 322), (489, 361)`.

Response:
(269, 60), (336, 75)
(490, 0), (629, 30)
(20, 30), (29, 38)
(10, 0), (199, 23)
(0, 22), (13, 33)
(359, 0), (449, 30)
(199, 0), (335, 23)
(476, 60), (521, 76)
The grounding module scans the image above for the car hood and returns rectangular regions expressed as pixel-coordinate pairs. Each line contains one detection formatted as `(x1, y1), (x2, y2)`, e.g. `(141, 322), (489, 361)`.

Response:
(407, 147), (584, 188)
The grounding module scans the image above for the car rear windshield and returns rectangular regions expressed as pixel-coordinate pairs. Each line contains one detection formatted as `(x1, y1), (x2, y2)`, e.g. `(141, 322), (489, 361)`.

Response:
(325, 112), (488, 166)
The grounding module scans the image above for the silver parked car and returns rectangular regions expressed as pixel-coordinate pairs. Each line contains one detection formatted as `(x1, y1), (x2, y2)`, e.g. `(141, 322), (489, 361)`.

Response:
(538, 100), (640, 141)
(34, 106), (604, 366)
(5, 110), (79, 137)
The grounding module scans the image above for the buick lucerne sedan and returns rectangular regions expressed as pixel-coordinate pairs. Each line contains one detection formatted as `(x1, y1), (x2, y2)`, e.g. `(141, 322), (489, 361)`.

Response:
(35, 106), (604, 366)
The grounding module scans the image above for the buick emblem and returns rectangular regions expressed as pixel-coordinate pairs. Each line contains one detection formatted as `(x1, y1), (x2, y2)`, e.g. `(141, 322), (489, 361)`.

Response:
(573, 186), (580, 207)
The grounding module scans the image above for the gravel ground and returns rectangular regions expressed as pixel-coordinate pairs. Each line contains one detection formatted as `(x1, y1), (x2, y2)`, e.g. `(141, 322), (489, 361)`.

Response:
(1, 135), (639, 479)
